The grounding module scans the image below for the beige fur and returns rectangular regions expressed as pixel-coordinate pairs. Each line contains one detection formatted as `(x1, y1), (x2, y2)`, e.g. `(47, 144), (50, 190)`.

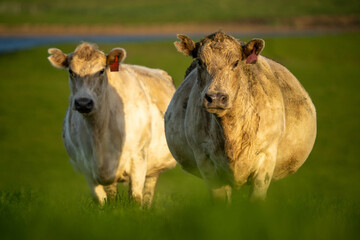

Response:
(48, 43), (176, 207)
(165, 32), (316, 201)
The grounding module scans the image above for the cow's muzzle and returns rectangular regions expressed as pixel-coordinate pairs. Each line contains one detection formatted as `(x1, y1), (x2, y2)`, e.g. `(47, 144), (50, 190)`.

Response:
(203, 92), (230, 113)
(74, 97), (94, 114)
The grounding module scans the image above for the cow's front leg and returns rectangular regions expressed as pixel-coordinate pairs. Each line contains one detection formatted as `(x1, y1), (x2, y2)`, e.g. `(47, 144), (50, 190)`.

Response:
(85, 177), (107, 205)
(93, 185), (108, 204)
(194, 150), (231, 204)
(250, 147), (277, 201)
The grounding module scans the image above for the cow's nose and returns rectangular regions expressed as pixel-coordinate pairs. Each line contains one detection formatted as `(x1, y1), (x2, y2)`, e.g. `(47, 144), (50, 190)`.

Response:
(204, 92), (229, 106)
(74, 98), (94, 113)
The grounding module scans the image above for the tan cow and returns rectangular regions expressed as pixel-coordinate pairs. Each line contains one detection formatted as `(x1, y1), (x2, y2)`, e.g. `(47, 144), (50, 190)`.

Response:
(165, 32), (316, 202)
(48, 42), (176, 206)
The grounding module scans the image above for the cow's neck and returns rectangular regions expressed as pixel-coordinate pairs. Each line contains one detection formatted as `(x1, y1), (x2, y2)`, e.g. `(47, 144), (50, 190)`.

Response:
(219, 80), (260, 165)
(83, 85), (120, 153)
(85, 96), (110, 137)
(83, 85), (123, 181)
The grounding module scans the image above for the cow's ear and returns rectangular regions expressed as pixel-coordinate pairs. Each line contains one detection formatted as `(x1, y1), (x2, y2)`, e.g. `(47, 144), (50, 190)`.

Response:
(174, 34), (198, 58)
(107, 48), (126, 72)
(48, 48), (69, 69)
(243, 38), (265, 64)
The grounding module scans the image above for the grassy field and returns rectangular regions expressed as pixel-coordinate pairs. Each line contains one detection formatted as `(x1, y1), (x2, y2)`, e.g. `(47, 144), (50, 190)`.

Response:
(0, 33), (359, 239)
(0, 0), (359, 26)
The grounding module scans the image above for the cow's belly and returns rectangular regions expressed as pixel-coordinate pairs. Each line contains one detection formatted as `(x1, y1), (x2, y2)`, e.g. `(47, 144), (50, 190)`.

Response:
(273, 106), (317, 180)
(145, 103), (176, 176)
(164, 77), (201, 177)
(165, 111), (200, 177)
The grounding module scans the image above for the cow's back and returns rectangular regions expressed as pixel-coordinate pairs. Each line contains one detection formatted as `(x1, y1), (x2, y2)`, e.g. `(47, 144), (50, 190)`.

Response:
(265, 58), (317, 179)
(130, 65), (175, 114)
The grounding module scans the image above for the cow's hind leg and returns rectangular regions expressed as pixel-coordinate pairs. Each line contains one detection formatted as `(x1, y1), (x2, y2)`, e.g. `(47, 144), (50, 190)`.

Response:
(104, 182), (118, 201)
(250, 147), (277, 201)
(128, 151), (147, 205)
(128, 176), (145, 205)
(211, 185), (232, 204)
(142, 175), (159, 208)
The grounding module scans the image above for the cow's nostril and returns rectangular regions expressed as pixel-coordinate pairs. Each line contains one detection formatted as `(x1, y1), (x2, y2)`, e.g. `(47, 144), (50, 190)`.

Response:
(204, 93), (213, 103)
(86, 100), (94, 109)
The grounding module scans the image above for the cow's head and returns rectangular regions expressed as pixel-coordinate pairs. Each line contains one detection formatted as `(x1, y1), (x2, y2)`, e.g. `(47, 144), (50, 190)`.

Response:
(48, 43), (126, 116)
(175, 32), (264, 117)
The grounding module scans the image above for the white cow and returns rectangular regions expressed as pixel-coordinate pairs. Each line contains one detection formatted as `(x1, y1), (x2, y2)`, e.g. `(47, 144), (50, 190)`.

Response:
(48, 42), (176, 206)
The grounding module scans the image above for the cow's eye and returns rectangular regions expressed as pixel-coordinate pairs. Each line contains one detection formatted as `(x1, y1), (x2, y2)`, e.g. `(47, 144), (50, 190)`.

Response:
(99, 68), (105, 75)
(232, 60), (239, 69)
(197, 59), (205, 68)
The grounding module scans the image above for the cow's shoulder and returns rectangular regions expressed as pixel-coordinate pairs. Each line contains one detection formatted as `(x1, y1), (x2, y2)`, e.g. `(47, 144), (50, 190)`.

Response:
(173, 68), (197, 109)
(185, 60), (197, 78)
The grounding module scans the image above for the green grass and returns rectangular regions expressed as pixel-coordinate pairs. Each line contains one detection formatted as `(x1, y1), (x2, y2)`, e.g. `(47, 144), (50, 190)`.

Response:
(0, 33), (359, 239)
(0, 0), (359, 26)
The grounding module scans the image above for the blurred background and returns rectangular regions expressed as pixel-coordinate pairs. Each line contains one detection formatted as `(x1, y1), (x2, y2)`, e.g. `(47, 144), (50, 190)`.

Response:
(0, 1), (359, 240)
